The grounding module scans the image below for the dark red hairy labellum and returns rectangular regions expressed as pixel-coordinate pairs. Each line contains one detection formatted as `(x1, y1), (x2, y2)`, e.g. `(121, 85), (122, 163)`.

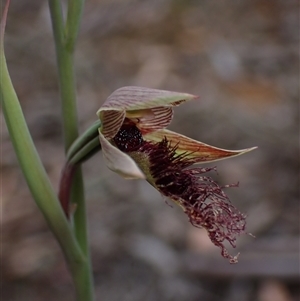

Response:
(143, 138), (246, 263)
(113, 124), (247, 263)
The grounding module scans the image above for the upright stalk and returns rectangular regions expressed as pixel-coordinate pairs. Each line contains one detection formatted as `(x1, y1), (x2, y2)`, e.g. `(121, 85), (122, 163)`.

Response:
(48, 0), (94, 300)
(1, 1), (90, 300)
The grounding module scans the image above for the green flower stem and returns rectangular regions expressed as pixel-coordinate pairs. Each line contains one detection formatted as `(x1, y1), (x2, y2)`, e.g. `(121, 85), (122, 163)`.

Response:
(69, 136), (101, 165)
(65, 0), (85, 52)
(0, 11), (86, 292)
(48, 0), (94, 300)
(48, 0), (80, 151)
(59, 122), (101, 218)
(67, 120), (101, 162)
(59, 132), (101, 218)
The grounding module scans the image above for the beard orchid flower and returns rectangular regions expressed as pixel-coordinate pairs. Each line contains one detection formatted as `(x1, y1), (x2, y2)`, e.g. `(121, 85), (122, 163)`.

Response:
(97, 86), (256, 263)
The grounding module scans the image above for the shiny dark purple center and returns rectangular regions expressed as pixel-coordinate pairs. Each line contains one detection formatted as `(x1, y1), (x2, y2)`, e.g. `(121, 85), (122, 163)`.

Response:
(113, 122), (144, 152)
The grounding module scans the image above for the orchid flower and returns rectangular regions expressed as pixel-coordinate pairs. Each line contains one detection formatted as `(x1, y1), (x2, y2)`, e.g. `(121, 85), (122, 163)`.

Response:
(97, 86), (256, 263)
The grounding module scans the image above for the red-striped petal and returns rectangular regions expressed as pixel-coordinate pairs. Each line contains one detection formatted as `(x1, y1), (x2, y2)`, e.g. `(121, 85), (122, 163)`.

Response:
(97, 86), (198, 138)
(144, 129), (257, 163)
(99, 86), (197, 111)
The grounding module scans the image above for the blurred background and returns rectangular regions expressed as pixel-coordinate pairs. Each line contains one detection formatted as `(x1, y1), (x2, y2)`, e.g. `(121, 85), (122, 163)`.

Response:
(1, 0), (299, 300)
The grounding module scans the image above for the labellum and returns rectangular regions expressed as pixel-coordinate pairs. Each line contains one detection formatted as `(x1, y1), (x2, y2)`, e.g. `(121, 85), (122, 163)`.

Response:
(113, 119), (246, 263)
